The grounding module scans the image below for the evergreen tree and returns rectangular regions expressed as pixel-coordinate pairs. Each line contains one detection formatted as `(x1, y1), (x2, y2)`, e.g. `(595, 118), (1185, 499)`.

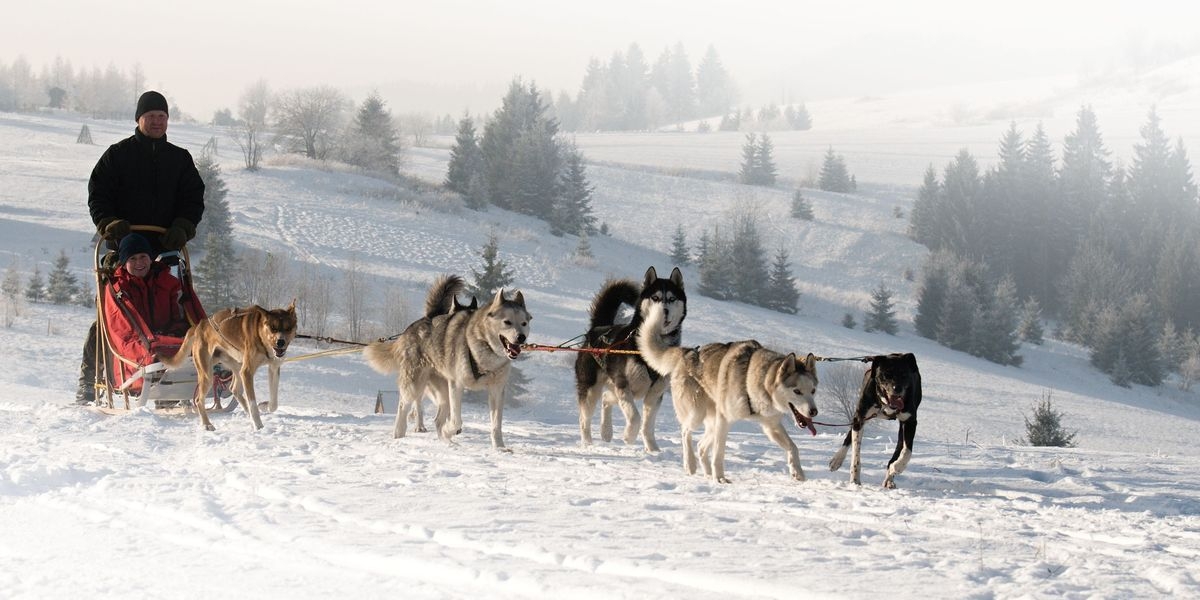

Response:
(1022, 393), (1076, 447)
(574, 231), (594, 261)
(818, 147), (852, 193)
(1089, 294), (1163, 386)
(1061, 238), (1135, 345)
(1018, 298), (1045, 345)
(754, 133), (777, 186)
(908, 164), (941, 245)
(193, 152), (231, 254)
(914, 250), (953, 339)
(480, 80), (561, 217)
(24, 267), (44, 303)
(764, 247), (799, 314)
(344, 92), (402, 174)
(972, 276), (1022, 366)
(937, 272), (979, 352)
(728, 214), (770, 304)
(788, 103), (812, 130)
(1156, 320), (1187, 374)
(695, 45), (737, 117)
(444, 114), (483, 196)
(650, 42), (696, 124)
(46, 250), (80, 305)
(738, 133), (759, 184)
(669, 224), (690, 266)
(863, 282), (898, 335)
(470, 234), (515, 299)
(698, 226), (734, 300)
(1060, 105), (1112, 236)
(790, 189), (814, 220)
(842, 313), (857, 329)
(194, 231), (241, 308)
(551, 143), (596, 236)
(465, 170), (488, 211)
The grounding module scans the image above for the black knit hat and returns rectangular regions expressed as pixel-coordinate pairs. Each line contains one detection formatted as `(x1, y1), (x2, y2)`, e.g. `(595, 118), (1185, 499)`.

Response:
(118, 233), (153, 264)
(135, 91), (169, 121)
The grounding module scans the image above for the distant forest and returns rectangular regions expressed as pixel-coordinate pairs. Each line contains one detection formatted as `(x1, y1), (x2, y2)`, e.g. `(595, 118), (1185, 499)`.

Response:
(910, 106), (1200, 387)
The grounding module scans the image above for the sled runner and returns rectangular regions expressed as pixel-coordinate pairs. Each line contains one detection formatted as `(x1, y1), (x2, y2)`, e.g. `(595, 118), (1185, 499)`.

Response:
(87, 225), (231, 415)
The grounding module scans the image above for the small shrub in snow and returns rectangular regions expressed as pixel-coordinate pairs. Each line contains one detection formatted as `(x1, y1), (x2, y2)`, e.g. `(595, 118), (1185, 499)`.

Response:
(1022, 392), (1076, 447)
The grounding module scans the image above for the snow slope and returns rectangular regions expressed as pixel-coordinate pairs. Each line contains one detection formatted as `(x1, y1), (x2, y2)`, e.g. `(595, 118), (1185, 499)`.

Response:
(1, 110), (1198, 599)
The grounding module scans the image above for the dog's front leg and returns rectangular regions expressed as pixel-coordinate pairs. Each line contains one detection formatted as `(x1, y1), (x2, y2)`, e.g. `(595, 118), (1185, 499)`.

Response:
(680, 425), (698, 475)
(194, 366), (216, 432)
(240, 365), (264, 431)
(829, 431), (851, 471)
(883, 418), (916, 489)
(577, 384), (601, 446)
(710, 416), (732, 484)
(849, 425), (863, 486)
(599, 389), (615, 442)
(265, 362), (280, 413)
(487, 384), (508, 451)
(613, 387), (641, 445)
(640, 387), (664, 452)
(442, 386), (464, 441)
(761, 419), (804, 481)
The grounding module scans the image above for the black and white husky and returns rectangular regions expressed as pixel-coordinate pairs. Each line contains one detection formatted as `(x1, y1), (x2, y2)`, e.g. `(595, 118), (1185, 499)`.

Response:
(575, 266), (686, 451)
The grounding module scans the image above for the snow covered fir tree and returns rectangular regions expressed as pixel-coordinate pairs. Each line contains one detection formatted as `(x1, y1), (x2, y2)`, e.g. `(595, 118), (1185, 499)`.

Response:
(470, 234), (515, 299)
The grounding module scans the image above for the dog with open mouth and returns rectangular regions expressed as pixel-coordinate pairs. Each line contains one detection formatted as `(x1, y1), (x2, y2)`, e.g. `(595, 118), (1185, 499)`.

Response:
(161, 301), (297, 432)
(365, 275), (530, 450)
(637, 301), (819, 483)
(828, 353), (922, 488)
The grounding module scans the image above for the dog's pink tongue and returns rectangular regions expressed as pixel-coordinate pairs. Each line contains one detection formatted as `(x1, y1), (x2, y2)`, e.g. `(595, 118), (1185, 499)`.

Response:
(806, 421), (817, 436)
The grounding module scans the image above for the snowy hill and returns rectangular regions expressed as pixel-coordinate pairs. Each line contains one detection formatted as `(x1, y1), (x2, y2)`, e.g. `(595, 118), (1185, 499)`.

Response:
(1, 110), (1199, 598)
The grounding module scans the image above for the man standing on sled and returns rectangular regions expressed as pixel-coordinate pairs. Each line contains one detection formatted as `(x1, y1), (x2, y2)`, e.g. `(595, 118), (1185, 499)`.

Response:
(75, 90), (206, 404)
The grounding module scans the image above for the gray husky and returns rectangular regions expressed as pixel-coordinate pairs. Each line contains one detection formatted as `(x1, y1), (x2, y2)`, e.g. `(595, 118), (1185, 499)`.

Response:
(575, 267), (686, 451)
(638, 301), (819, 483)
(364, 275), (531, 450)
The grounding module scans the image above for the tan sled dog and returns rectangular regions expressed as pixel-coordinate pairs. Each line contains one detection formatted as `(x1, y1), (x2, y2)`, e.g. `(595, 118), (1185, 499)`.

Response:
(364, 275), (531, 450)
(638, 301), (819, 483)
(163, 301), (298, 431)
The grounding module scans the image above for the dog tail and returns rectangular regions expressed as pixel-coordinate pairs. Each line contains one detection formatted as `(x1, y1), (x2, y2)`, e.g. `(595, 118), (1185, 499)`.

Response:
(636, 301), (687, 376)
(160, 323), (198, 369)
(362, 339), (400, 374)
(424, 274), (466, 319)
(588, 279), (639, 329)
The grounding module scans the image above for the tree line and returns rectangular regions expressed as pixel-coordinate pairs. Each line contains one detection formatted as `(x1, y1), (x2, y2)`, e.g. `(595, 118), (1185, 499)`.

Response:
(443, 79), (597, 237)
(909, 106), (1200, 385)
(0, 55), (151, 119)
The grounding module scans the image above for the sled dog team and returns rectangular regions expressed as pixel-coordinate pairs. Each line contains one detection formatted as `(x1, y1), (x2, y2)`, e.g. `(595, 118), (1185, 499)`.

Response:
(166, 266), (922, 488)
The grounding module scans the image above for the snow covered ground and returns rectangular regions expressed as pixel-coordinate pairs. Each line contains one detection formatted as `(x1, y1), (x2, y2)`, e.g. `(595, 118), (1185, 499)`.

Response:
(1, 103), (1199, 599)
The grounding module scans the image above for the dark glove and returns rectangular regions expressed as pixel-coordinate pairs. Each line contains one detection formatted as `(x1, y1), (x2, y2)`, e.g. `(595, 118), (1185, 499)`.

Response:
(161, 218), (196, 250)
(98, 218), (131, 242)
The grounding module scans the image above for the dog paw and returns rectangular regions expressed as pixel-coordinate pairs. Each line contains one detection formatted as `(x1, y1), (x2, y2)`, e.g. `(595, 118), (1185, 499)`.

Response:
(716, 476), (731, 484)
(417, 426), (428, 433)
(792, 470), (807, 482)
(883, 477), (897, 489)
(204, 424), (216, 432)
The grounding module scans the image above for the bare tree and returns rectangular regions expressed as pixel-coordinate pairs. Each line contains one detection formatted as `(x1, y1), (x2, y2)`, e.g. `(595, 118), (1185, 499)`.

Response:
(374, 284), (413, 339)
(820, 362), (868, 425)
(296, 263), (332, 338)
(274, 86), (348, 159)
(342, 256), (367, 341)
(399, 112), (432, 148)
(236, 249), (288, 309)
(231, 79), (271, 171)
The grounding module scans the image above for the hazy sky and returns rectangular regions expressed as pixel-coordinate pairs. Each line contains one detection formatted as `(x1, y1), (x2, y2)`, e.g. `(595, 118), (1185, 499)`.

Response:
(3, 0), (1198, 120)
